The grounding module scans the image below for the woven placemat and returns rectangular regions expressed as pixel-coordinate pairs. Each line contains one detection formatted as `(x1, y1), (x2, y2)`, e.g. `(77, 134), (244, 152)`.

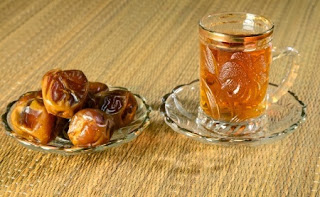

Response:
(0, 0), (319, 196)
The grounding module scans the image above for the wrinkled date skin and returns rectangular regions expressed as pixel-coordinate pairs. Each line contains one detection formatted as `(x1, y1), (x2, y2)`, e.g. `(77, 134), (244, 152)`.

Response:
(42, 69), (89, 118)
(7, 91), (56, 144)
(88, 82), (109, 94)
(84, 82), (109, 108)
(95, 90), (137, 128)
(68, 109), (114, 147)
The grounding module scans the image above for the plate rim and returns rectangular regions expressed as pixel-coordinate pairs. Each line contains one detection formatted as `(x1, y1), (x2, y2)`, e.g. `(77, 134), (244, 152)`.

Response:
(2, 86), (152, 155)
(160, 79), (307, 145)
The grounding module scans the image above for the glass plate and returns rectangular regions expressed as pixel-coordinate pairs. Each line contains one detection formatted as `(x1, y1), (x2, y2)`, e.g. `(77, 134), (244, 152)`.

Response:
(160, 80), (306, 146)
(2, 87), (151, 155)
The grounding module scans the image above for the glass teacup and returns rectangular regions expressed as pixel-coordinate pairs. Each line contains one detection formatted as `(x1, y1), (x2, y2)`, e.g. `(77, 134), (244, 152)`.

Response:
(198, 12), (300, 135)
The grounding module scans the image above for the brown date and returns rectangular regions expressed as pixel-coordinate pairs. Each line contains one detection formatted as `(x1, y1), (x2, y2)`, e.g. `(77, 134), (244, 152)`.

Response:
(7, 91), (56, 144)
(42, 69), (89, 118)
(95, 90), (137, 128)
(84, 82), (109, 108)
(88, 82), (109, 94)
(68, 109), (115, 147)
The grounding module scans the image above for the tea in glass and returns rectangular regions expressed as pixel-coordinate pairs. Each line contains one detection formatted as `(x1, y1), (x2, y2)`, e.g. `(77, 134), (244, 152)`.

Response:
(200, 41), (272, 122)
(199, 13), (274, 123)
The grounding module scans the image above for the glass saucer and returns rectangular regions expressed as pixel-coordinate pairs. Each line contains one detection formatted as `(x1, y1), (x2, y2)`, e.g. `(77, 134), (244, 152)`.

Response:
(2, 86), (151, 155)
(160, 80), (306, 146)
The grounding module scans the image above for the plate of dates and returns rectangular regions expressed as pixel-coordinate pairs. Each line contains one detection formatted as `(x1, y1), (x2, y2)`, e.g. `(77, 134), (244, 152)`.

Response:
(2, 69), (151, 155)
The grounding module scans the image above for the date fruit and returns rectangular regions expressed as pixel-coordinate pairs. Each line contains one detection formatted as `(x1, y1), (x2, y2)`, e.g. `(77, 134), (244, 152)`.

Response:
(7, 91), (56, 144)
(84, 82), (109, 108)
(95, 90), (137, 128)
(42, 69), (89, 118)
(88, 82), (109, 94)
(68, 109), (114, 147)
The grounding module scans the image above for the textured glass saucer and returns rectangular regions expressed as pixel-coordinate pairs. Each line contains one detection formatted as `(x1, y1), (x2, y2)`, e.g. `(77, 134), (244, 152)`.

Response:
(2, 87), (151, 155)
(160, 80), (306, 146)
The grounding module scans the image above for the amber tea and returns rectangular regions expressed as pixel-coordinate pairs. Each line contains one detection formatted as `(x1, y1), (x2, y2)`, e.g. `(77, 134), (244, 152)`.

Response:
(200, 42), (272, 122)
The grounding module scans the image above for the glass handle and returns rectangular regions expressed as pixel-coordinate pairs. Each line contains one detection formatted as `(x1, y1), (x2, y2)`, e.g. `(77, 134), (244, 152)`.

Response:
(268, 47), (300, 103)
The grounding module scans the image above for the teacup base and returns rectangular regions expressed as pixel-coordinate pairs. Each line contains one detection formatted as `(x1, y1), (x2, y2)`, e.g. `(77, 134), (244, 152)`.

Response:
(196, 108), (268, 137)
(160, 79), (306, 145)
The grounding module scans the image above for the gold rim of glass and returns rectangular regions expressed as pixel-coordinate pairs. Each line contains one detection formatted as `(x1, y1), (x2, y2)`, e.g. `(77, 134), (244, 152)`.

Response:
(199, 12), (274, 43)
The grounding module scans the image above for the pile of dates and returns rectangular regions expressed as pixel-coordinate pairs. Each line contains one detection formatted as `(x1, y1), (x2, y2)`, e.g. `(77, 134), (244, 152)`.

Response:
(5, 69), (137, 147)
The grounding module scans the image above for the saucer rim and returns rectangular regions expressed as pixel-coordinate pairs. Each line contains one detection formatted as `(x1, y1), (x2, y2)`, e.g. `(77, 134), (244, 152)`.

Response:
(160, 79), (307, 145)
